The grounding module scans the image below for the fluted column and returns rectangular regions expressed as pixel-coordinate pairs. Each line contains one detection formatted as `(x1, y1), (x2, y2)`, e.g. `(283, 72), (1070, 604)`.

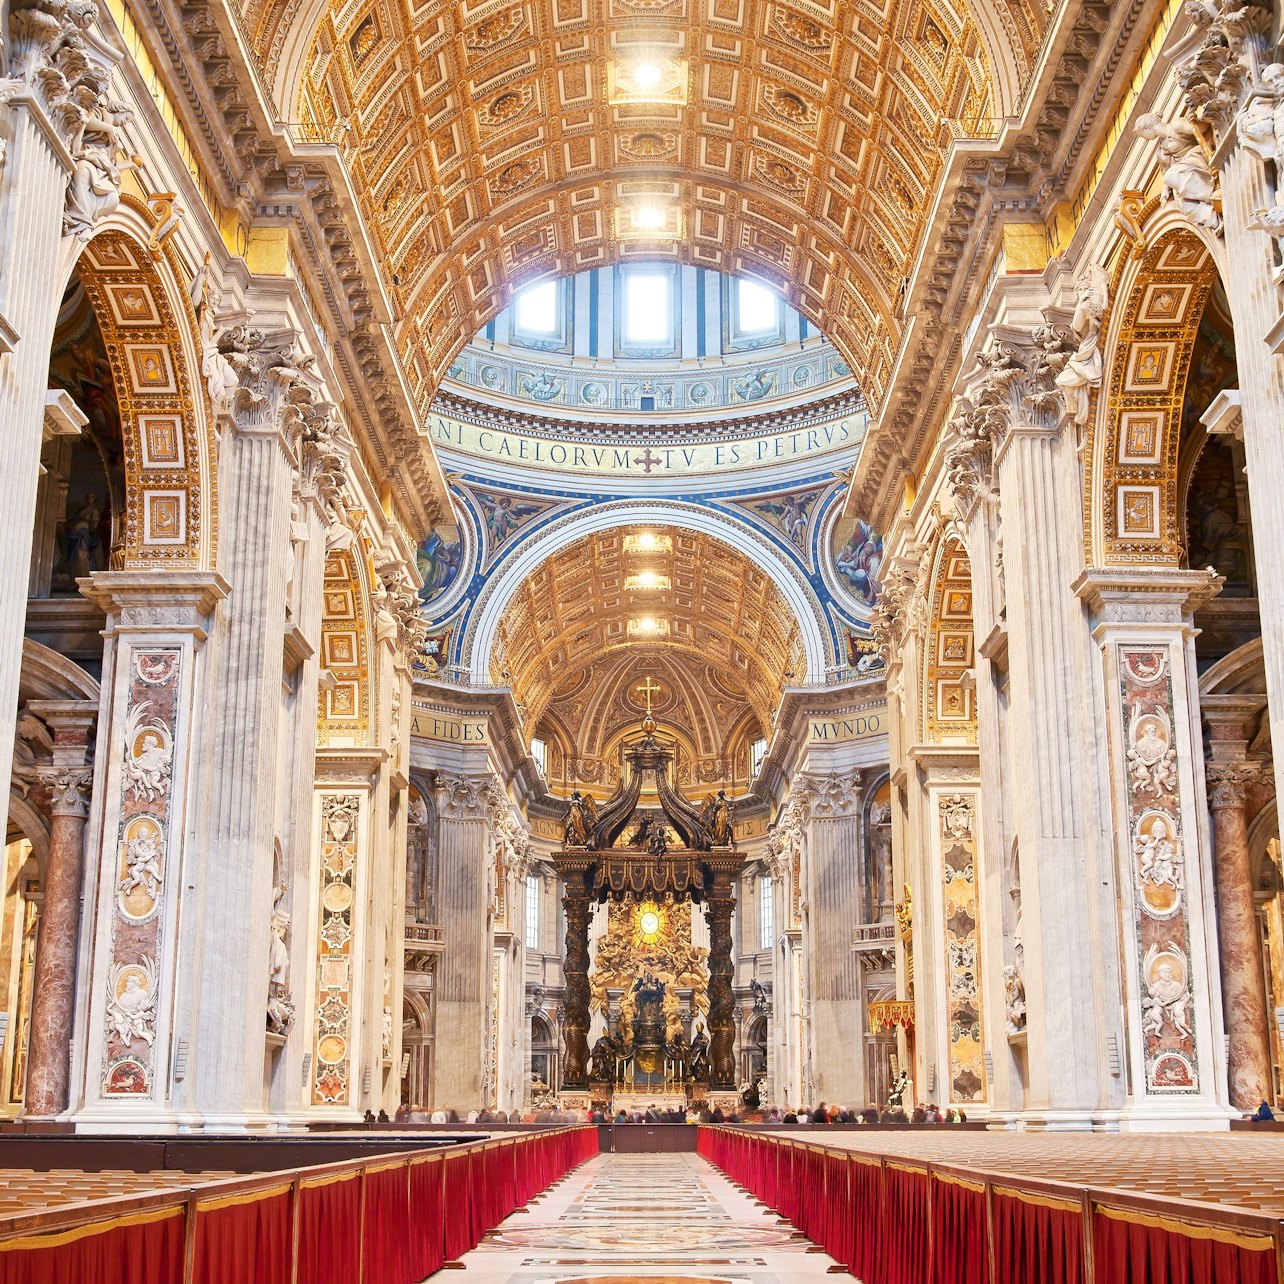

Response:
(799, 772), (866, 1106)
(180, 339), (301, 1126)
(1206, 763), (1273, 1108)
(560, 889), (592, 1091)
(24, 766), (92, 1116)
(432, 775), (499, 1106)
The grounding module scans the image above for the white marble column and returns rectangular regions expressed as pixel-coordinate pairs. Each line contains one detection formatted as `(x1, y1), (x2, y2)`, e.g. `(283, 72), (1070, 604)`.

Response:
(432, 774), (500, 1108)
(177, 332), (316, 1129)
(799, 772), (866, 1108)
(71, 572), (227, 1128)
(0, 5), (125, 859)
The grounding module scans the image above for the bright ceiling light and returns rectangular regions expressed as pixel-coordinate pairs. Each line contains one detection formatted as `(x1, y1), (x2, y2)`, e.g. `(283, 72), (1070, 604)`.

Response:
(637, 569), (658, 586)
(638, 616), (658, 632)
(637, 532), (656, 548)
(634, 206), (665, 229)
(632, 61), (662, 90)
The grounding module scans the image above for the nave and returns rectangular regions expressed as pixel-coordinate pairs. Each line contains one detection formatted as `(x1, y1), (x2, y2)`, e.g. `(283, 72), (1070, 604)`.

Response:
(449, 1152), (840, 1284)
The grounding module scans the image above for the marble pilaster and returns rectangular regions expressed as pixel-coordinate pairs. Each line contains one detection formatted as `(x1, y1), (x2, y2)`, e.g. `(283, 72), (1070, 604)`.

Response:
(798, 772), (866, 1107)
(1077, 570), (1231, 1126)
(72, 572), (227, 1128)
(432, 774), (501, 1107)
(178, 333), (315, 1128)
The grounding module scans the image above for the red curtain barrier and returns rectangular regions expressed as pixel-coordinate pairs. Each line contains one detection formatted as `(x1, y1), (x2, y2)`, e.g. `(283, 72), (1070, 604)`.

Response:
(930, 1175), (987, 1284)
(883, 1163), (931, 1284)
(409, 1155), (446, 1281)
(1093, 1208), (1277, 1284)
(0, 1205), (185, 1284)
(992, 1188), (1083, 1284)
(193, 1186), (292, 1284)
(296, 1174), (361, 1284)
(0, 1127), (596, 1284)
(362, 1165), (412, 1284)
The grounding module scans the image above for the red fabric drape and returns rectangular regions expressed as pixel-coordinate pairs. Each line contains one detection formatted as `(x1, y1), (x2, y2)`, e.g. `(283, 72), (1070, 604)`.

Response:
(408, 1156), (445, 1280)
(1093, 1210), (1277, 1284)
(296, 1175), (361, 1284)
(847, 1156), (884, 1283)
(823, 1150), (852, 1267)
(883, 1164), (931, 1284)
(442, 1151), (476, 1261)
(192, 1188), (292, 1284)
(931, 1177), (987, 1284)
(992, 1191), (1083, 1284)
(0, 1207), (185, 1284)
(362, 1165), (412, 1284)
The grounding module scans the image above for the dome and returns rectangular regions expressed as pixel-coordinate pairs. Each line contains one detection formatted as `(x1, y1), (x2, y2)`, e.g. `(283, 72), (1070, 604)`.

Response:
(437, 263), (860, 424)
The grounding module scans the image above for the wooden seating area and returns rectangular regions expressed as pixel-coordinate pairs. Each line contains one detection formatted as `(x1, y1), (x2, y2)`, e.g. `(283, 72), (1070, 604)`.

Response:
(702, 1125), (1284, 1284)
(0, 1168), (236, 1215)
(0, 1126), (598, 1284)
(777, 1127), (1284, 1216)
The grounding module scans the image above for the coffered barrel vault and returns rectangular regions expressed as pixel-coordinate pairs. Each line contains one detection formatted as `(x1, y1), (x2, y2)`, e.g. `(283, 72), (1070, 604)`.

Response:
(271, 0), (1048, 415)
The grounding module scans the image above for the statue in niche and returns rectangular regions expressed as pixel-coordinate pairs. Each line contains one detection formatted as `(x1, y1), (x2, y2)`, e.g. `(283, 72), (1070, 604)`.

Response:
(120, 826), (163, 902)
(1142, 946), (1192, 1039)
(123, 713), (173, 803)
(563, 790), (597, 846)
(267, 873), (295, 1034)
(1134, 113), (1222, 233)
(1002, 964), (1026, 1036)
(887, 1069), (909, 1108)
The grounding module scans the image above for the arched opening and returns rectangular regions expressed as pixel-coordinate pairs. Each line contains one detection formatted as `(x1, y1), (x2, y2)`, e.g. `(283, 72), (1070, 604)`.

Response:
(530, 1010), (558, 1098)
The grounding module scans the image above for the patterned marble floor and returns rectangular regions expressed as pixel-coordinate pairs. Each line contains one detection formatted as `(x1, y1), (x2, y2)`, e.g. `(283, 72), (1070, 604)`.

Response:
(443, 1152), (844, 1283)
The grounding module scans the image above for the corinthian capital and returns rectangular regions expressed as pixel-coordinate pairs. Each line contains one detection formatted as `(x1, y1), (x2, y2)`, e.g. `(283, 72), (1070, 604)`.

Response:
(219, 327), (319, 447)
(39, 766), (93, 818)
(435, 772), (503, 820)
(1180, 0), (1270, 141)
(800, 771), (864, 818)
(1206, 759), (1273, 810)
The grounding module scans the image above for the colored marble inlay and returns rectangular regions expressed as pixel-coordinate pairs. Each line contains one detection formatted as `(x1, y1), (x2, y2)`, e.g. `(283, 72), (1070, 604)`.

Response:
(939, 791), (984, 1104)
(312, 793), (361, 1105)
(102, 649), (183, 1097)
(1119, 646), (1199, 1093)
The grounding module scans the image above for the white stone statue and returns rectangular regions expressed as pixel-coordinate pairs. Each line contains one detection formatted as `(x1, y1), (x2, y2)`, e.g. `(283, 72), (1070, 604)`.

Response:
(1002, 964), (1026, 1036)
(120, 828), (162, 901)
(189, 254), (240, 414)
(267, 882), (294, 1034)
(106, 957), (158, 1048)
(1142, 946), (1192, 1039)
(1054, 264), (1109, 429)
(64, 85), (135, 240)
(1135, 112), (1222, 233)
(1136, 816), (1184, 892)
(1127, 709), (1179, 796)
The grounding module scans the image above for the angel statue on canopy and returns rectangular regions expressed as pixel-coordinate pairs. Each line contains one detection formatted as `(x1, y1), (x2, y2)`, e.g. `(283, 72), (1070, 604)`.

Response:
(563, 790), (598, 847)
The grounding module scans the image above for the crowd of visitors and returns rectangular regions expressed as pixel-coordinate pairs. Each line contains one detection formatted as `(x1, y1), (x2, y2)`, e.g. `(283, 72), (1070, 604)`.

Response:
(377, 1099), (970, 1126)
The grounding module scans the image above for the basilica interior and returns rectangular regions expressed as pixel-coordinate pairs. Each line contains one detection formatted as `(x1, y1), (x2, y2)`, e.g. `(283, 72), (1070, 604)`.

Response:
(2, 0), (1284, 1279)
